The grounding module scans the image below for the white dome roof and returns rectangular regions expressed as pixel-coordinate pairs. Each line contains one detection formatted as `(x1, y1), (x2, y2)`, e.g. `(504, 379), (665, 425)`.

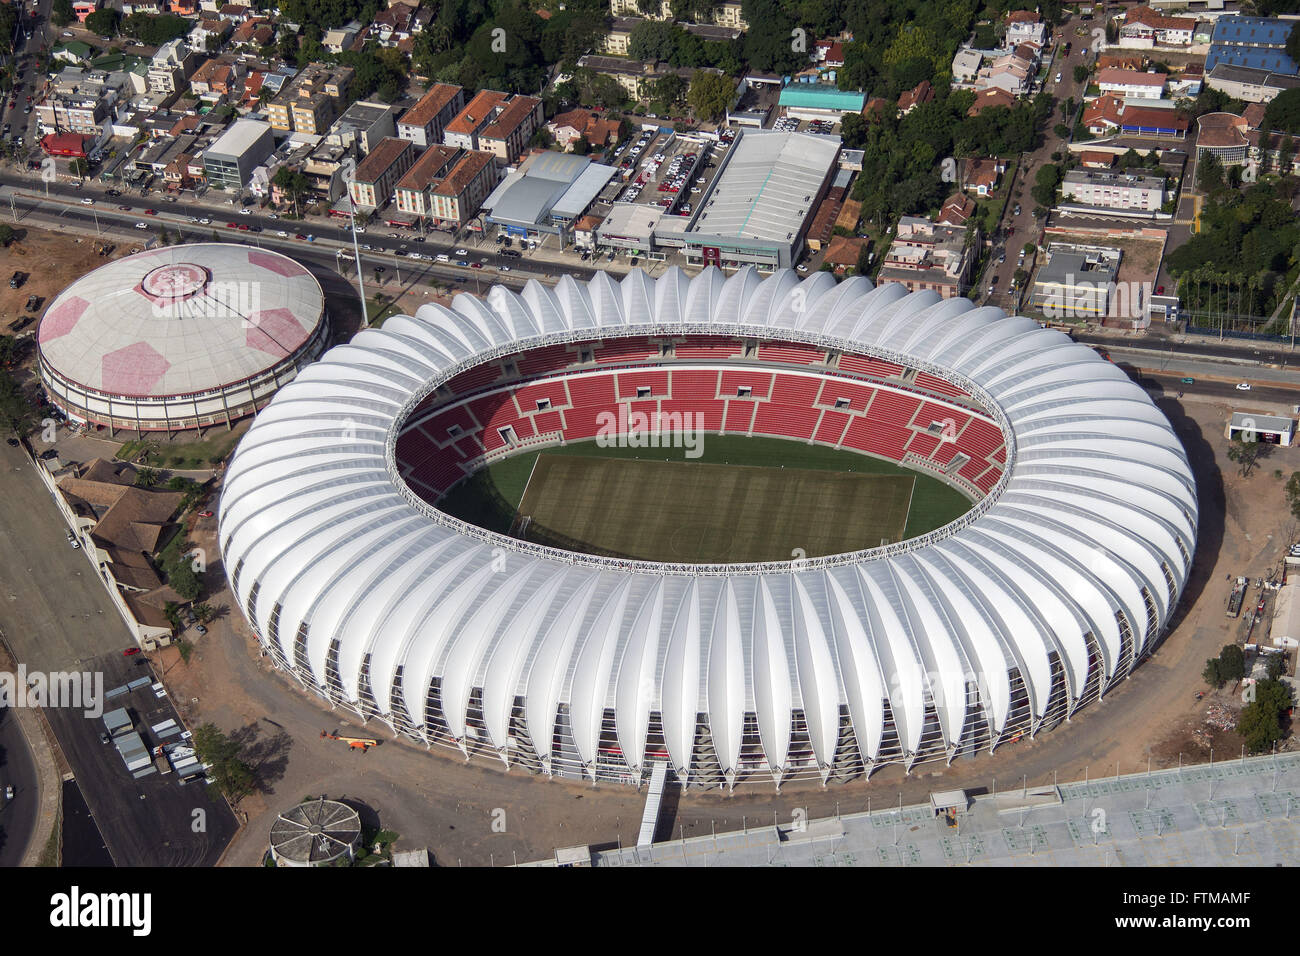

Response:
(38, 243), (324, 398)
(218, 267), (1197, 786)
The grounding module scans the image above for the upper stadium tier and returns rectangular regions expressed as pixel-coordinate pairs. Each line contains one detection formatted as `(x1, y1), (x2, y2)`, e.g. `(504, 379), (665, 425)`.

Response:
(37, 243), (329, 432)
(219, 267), (1197, 789)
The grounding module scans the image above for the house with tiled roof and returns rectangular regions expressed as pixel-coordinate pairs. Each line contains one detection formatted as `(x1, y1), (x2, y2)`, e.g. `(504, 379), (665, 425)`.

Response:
(962, 157), (1006, 196)
(547, 108), (621, 151)
(1119, 6), (1196, 48)
(936, 192), (975, 225)
(897, 80), (933, 115)
(967, 87), (1016, 115)
(1081, 93), (1189, 138)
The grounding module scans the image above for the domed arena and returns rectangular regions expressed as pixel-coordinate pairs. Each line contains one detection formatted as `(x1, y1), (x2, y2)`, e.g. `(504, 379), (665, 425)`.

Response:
(218, 267), (1197, 790)
(37, 243), (329, 433)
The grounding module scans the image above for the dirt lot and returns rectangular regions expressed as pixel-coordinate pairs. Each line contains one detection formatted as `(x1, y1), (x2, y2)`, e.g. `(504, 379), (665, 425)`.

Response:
(0, 228), (139, 335)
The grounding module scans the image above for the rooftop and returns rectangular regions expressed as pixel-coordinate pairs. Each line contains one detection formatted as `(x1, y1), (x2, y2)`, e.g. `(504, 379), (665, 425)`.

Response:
(352, 136), (411, 183)
(480, 95), (541, 141)
(398, 83), (463, 129)
(446, 89), (507, 136)
(688, 130), (840, 246)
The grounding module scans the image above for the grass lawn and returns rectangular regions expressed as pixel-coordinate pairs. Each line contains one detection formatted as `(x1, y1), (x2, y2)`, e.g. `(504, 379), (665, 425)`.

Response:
(435, 435), (972, 560)
(117, 420), (248, 470)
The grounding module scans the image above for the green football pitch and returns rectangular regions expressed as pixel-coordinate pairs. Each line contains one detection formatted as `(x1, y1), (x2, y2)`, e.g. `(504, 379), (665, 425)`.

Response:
(435, 436), (973, 564)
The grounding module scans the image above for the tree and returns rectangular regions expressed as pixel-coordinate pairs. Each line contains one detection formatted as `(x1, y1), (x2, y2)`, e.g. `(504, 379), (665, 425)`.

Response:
(168, 562), (202, 602)
(1227, 435), (1264, 476)
(1285, 471), (1300, 519)
(1288, 22), (1300, 68)
(193, 603), (215, 624)
(628, 19), (682, 62)
(1238, 678), (1292, 753)
(855, 242), (872, 275)
(134, 467), (159, 488)
(85, 8), (120, 37)
(1218, 644), (1246, 683)
(0, 370), (34, 438)
(1280, 132), (1296, 176)
(1198, 152), (1225, 193)
(1073, 63), (1089, 84)
(839, 112), (866, 150)
(193, 723), (256, 800)
(0, 224), (13, 247)
(1203, 656), (1225, 688)
(51, 0), (74, 28)
(686, 70), (733, 121)
(273, 165), (310, 216)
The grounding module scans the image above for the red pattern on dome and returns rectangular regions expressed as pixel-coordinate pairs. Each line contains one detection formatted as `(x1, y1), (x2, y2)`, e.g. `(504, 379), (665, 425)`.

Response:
(39, 296), (91, 343)
(101, 341), (172, 396)
(245, 308), (306, 357)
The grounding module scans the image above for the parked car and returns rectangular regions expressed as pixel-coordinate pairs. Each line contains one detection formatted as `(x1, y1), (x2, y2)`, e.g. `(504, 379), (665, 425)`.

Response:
(1236, 382), (1252, 391)
(9, 271), (21, 289)
(134, 222), (148, 229)
(25, 294), (39, 311)
(197, 510), (213, 518)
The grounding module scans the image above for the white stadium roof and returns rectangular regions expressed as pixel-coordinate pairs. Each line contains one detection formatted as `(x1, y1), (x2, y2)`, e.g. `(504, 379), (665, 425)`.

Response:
(218, 267), (1197, 787)
(38, 243), (325, 397)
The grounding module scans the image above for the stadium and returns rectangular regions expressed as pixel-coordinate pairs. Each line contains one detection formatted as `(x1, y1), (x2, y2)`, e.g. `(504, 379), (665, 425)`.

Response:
(218, 267), (1197, 789)
(37, 243), (329, 433)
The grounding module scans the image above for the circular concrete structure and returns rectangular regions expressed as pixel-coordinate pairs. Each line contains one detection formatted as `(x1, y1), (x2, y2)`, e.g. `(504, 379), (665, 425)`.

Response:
(38, 243), (328, 432)
(269, 797), (361, 867)
(219, 267), (1197, 790)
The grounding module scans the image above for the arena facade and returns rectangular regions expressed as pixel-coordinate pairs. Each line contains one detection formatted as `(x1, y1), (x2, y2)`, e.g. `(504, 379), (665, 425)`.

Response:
(218, 267), (1197, 789)
(37, 243), (328, 433)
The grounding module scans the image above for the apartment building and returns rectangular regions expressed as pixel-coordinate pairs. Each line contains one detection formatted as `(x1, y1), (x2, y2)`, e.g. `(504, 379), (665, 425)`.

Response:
(396, 83), (465, 149)
(265, 62), (355, 133)
(876, 216), (977, 298)
(608, 0), (747, 28)
(393, 145), (497, 227)
(147, 39), (200, 94)
(1061, 169), (1167, 210)
(477, 95), (543, 166)
(348, 136), (415, 210)
(327, 100), (396, 155)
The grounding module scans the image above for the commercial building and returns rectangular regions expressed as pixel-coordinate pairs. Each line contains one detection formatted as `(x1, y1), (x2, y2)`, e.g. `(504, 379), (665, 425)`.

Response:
(393, 146), (498, 228)
(482, 151), (617, 243)
(1227, 411), (1295, 446)
(1030, 243), (1123, 318)
(1205, 62), (1300, 103)
(1061, 168), (1167, 210)
(396, 83), (465, 149)
(776, 84), (865, 121)
(1206, 16), (1299, 76)
(876, 216), (977, 298)
(202, 118), (274, 190)
(348, 136), (415, 210)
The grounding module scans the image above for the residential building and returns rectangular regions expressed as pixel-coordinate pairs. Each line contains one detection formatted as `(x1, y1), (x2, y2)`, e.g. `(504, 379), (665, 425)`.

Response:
(323, 23), (362, 54)
(394, 146), (498, 227)
(147, 39), (199, 94)
(967, 87), (1016, 115)
(897, 80), (934, 116)
(877, 216), (977, 298)
(396, 83), (465, 149)
(962, 158), (1006, 196)
(202, 118), (274, 191)
(951, 48), (983, 86)
(936, 192), (975, 226)
(976, 52), (1034, 96)
(1031, 243), (1123, 318)
(1118, 7), (1196, 48)
(300, 142), (354, 203)
(327, 100), (396, 155)
(372, 2), (431, 47)
(72, 0), (100, 22)
(1004, 10), (1047, 47)
(189, 57), (247, 98)
(1096, 68), (1166, 99)
(546, 108), (621, 150)
(1081, 93), (1189, 138)
(348, 136), (415, 209)
(576, 55), (703, 102)
(1061, 168), (1167, 210)
(444, 91), (543, 166)
(265, 62), (355, 133)
(602, 16), (742, 55)
(608, 0), (747, 28)
(571, 213), (603, 249)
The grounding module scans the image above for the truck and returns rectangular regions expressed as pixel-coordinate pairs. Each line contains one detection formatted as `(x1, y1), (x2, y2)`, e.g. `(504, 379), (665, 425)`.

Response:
(1227, 576), (1247, 618)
